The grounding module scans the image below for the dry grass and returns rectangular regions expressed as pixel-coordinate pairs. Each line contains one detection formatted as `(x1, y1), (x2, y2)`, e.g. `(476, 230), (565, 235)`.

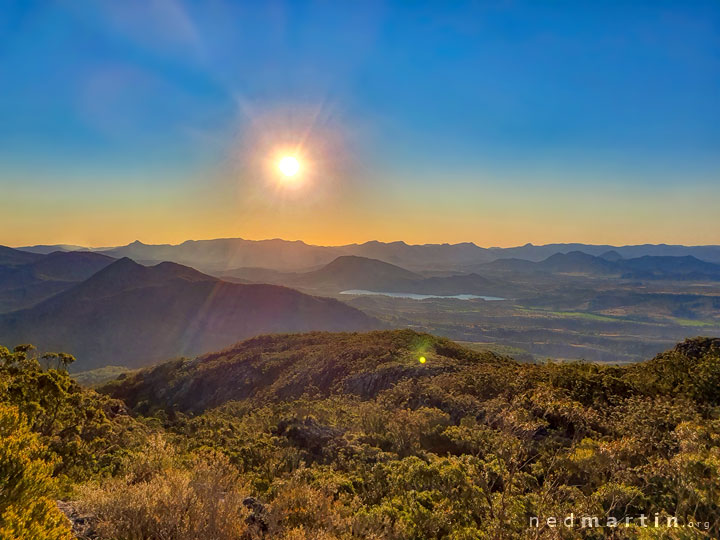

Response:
(79, 435), (251, 540)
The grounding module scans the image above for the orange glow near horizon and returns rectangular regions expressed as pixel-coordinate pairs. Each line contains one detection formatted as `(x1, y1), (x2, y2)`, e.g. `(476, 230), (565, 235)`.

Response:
(2, 169), (720, 249)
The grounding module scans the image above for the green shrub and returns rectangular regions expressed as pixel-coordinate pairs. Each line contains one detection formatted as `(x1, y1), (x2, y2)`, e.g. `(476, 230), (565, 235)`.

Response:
(0, 403), (73, 540)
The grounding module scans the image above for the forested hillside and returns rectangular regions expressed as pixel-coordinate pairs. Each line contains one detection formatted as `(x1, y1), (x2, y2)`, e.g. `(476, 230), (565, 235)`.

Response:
(1, 331), (718, 539)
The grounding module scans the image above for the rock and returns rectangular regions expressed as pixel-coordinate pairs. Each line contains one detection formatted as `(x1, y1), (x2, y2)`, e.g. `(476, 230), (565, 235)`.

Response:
(57, 500), (98, 539)
(275, 416), (345, 456)
(673, 337), (720, 359)
(342, 364), (451, 397)
(531, 426), (549, 441)
(243, 496), (269, 535)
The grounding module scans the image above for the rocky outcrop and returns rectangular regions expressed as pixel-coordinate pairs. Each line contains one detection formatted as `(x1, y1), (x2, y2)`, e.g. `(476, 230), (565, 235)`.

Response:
(57, 501), (98, 540)
(275, 417), (346, 458)
(342, 363), (453, 397)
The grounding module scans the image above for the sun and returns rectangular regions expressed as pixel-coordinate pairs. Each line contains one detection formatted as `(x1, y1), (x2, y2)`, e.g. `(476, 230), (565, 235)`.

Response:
(278, 155), (300, 177)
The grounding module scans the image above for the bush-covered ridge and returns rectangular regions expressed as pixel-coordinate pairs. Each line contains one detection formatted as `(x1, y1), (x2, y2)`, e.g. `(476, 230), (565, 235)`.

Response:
(101, 330), (508, 414)
(1, 332), (719, 539)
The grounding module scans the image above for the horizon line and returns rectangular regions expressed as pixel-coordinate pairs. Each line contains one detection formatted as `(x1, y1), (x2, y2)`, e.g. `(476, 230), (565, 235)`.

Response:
(8, 237), (720, 251)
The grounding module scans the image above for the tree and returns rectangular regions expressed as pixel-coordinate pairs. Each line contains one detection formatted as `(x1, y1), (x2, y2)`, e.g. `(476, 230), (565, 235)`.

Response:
(0, 403), (73, 540)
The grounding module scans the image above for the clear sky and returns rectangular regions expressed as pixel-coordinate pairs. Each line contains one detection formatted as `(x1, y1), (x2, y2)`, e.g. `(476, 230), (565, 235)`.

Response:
(1, 0), (719, 248)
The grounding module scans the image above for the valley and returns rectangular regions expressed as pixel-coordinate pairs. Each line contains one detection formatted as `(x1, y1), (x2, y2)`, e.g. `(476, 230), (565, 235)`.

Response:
(1, 240), (719, 367)
(337, 269), (720, 363)
(211, 245), (720, 364)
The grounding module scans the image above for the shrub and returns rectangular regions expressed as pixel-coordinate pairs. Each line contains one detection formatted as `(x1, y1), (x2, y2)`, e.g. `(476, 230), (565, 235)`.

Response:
(0, 403), (73, 540)
(79, 438), (250, 540)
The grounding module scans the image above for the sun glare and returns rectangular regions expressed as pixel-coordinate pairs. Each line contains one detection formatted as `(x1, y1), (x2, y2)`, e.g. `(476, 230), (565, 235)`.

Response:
(278, 155), (300, 177)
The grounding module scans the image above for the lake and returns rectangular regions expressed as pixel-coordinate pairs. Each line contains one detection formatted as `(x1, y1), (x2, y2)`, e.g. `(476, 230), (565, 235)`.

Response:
(339, 289), (505, 301)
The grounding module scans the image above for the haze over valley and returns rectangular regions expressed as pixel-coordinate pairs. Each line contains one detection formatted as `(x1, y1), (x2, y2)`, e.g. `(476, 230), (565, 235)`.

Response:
(2, 237), (719, 367)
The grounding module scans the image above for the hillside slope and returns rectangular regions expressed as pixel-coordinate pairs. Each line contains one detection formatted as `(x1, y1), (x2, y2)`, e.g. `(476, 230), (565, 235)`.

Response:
(4, 332), (719, 538)
(293, 255), (423, 291)
(0, 245), (43, 267)
(102, 329), (507, 413)
(0, 258), (379, 370)
(0, 249), (115, 312)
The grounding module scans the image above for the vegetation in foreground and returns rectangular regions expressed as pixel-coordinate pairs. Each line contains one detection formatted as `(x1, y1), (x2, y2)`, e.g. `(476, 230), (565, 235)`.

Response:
(1, 330), (719, 539)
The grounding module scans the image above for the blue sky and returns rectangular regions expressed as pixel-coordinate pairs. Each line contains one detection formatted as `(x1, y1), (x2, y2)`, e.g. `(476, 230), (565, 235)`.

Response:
(1, 0), (719, 247)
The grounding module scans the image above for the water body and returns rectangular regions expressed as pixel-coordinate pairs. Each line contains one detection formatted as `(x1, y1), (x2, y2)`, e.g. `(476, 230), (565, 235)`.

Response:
(340, 289), (505, 301)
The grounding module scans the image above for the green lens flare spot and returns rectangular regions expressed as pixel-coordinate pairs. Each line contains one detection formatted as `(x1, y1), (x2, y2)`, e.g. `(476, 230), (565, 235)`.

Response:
(419, 356), (426, 364)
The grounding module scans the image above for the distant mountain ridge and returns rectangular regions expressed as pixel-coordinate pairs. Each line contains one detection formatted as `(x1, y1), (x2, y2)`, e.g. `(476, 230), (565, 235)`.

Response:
(99, 238), (344, 273)
(0, 245), (43, 267)
(483, 242), (720, 264)
(0, 257), (379, 370)
(294, 255), (423, 291)
(15, 244), (89, 254)
(485, 251), (617, 275)
(15, 238), (720, 272)
(0, 250), (115, 312)
(484, 251), (720, 280)
(221, 255), (511, 297)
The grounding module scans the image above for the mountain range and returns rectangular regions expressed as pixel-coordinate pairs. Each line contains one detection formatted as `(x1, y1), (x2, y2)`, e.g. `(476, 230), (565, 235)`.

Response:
(482, 250), (720, 280)
(0, 250), (115, 312)
(221, 255), (508, 296)
(220, 252), (720, 300)
(0, 257), (378, 370)
(1, 240), (719, 370)
(16, 238), (720, 272)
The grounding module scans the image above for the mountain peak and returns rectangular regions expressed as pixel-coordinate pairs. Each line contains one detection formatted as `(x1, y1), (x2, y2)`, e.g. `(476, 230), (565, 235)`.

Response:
(78, 257), (144, 286)
(91, 257), (215, 285)
(600, 250), (623, 261)
(301, 255), (422, 288)
(110, 256), (141, 268)
(1, 257), (378, 370)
